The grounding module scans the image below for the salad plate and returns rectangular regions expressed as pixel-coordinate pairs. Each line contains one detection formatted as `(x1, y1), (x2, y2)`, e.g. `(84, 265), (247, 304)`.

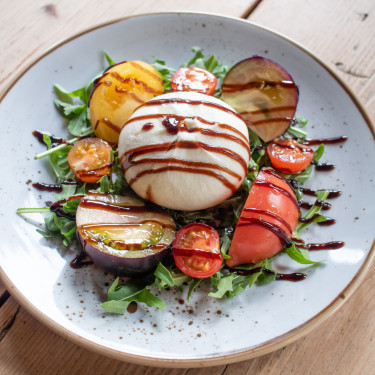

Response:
(0, 12), (374, 367)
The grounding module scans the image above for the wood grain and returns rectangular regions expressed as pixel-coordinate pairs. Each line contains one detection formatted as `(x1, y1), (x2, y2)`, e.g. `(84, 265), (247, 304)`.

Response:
(0, 0), (374, 374)
(249, 0), (375, 120)
(236, 0), (375, 373)
(0, 0), (254, 97)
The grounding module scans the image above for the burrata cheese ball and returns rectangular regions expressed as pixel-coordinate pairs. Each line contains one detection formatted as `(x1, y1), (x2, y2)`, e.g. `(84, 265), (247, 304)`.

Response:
(118, 91), (250, 211)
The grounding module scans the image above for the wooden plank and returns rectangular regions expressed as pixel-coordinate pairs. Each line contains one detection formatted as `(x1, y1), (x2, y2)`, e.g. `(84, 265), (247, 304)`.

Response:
(0, 296), (191, 374)
(248, 0), (375, 120)
(1, 0), (374, 374)
(217, 0), (375, 374)
(0, 2), (254, 374)
(0, 294), (19, 343)
(222, 268), (375, 374)
(0, 281), (8, 297)
(0, 0), (254, 96)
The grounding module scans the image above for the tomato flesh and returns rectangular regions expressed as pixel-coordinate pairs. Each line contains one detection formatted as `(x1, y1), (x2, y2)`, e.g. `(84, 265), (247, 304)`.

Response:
(267, 139), (314, 174)
(68, 138), (112, 183)
(171, 67), (218, 96)
(227, 168), (299, 266)
(172, 223), (223, 278)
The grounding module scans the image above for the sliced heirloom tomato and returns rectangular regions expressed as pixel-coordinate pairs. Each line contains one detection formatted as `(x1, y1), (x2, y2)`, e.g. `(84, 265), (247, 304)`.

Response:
(172, 223), (223, 278)
(171, 67), (218, 96)
(221, 56), (299, 142)
(227, 168), (300, 266)
(267, 139), (314, 174)
(89, 61), (164, 144)
(68, 137), (112, 183)
(76, 191), (176, 276)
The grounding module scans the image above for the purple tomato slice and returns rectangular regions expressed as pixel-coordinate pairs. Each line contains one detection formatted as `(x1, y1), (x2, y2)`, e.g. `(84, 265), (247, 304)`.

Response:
(221, 56), (299, 142)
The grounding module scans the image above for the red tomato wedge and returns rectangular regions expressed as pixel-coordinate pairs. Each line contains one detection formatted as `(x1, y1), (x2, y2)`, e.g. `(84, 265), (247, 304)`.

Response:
(267, 139), (314, 174)
(172, 223), (223, 278)
(227, 168), (300, 266)
(68, 138), (112, 183)
(171, 67), (218, 96)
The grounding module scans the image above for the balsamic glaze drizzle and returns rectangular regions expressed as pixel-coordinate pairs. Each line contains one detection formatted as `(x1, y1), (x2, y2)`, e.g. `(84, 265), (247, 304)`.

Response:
(70, 251), (93, 269)
(228, 266), (306, 282)
(290, 180), (342, 199)
(32, 180), (80, 193)
(49, 195), (84, 221)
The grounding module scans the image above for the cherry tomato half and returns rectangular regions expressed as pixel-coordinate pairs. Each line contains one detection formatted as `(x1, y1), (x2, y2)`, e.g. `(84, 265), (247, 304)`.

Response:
(171, 67), (218, 96)
(172, 223), (223, 278)
(227, 168), (299, 266)
(267, 139), (314, 174)
(68, 138), (112, 183)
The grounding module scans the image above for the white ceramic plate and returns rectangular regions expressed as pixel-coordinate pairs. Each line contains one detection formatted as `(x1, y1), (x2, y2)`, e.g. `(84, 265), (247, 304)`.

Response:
(0, 12), (374, 367)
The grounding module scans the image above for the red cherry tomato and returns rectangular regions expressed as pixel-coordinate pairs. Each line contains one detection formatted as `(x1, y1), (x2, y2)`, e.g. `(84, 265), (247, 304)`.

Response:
(267, 139), (314, 174)
(171, 67), (218, 96)
(68, 138), (112, 183)
(172, 223), (223, 278)
(227, 168), (300, 266)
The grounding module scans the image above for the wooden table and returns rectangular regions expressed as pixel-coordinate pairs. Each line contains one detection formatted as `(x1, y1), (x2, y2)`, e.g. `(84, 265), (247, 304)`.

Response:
(1, 1), (374, 373)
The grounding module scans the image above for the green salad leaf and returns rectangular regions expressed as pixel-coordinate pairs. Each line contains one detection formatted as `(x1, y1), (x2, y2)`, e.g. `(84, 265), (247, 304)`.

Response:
(101, 277), (166, 314)
(43, 134), (74, 180)
(54, 70), (102, 137)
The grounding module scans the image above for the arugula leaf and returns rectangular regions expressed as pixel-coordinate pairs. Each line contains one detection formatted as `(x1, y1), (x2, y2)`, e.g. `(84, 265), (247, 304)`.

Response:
(294, 114), (308, 127)
(101, 277), (165, 314)
(281, 165), (313, 185)
(208, 259), (274, 299)
(54, 100), (85, 117)
(185, 46), (205, 66)
(54, 84), (76, 103)
(220, 229), (232, 259)
(154, 263), (175, 287)
(102, 263), (194, 314)
(187, 278), (202, 299)
(313, 144), (325, 162)
(60, 196), (81, 215)
(42, 134), (74, 180)
(104, 51), (116, 66)
(99, 175), (110, 193)
(151, 58), (176, 91)
(286, 115), (308, 138)
(35, 194), (82, 246)
(67, 107), (92, 136)
(284, 243), (321, 265)
(53, 52), (113, 137)
(153, 264), (191, 291)
(249, 129), (267, 167)
(208, 273), (234, 298)
(55, 183), (87, 201)
(229, 272), (261, 297)
(297, 190), (330, 233)
(38, 213), (77, 246)
(95, 150), (133, 196)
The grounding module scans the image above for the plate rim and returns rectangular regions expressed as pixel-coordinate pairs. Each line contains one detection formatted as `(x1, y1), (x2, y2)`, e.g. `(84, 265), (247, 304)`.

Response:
(1, 10), (374, 368)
